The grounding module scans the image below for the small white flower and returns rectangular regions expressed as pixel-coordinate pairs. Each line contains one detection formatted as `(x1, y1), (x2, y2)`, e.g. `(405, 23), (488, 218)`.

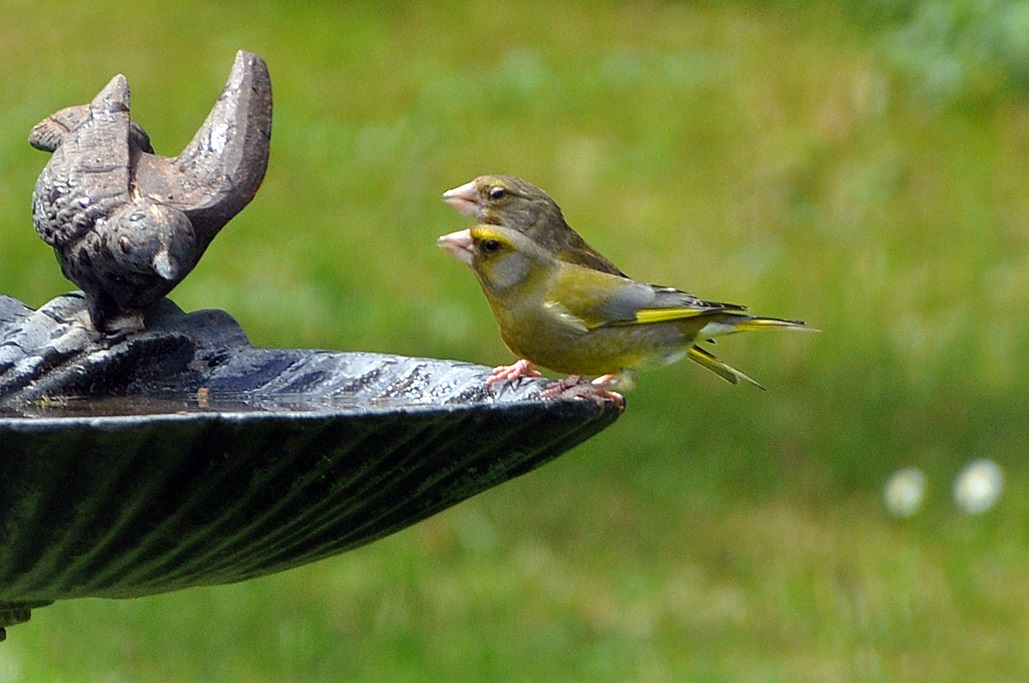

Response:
(883, 467), (927, 518)
(954, 459), (1004, 515)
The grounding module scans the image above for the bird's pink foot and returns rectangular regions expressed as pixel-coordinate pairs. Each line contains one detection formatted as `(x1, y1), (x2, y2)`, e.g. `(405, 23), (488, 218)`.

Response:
(487, 359), (543, 386)
(541, 375), (625, 407)
(591, 374), (621, 389)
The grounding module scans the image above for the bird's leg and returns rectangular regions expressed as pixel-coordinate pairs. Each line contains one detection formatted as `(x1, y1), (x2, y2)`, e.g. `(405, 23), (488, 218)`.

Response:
(84, 291), (145, 339)
(487, 358), (543, 385)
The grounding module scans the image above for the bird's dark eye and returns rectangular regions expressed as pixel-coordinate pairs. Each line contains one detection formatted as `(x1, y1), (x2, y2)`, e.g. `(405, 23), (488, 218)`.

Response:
(488, 186), (506, 200)
(481, 239), (502, 253)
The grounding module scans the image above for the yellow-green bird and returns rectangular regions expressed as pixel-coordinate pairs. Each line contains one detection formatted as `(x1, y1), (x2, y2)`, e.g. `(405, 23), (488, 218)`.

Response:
(442, 175), (812, 390)
(438, 224), (814, 396)
(442, 174), (627, 277)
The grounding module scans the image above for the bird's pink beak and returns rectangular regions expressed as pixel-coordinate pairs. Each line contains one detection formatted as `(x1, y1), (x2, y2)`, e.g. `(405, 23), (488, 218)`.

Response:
(441, 181), (481, 218)
(437, 229), (475, 266)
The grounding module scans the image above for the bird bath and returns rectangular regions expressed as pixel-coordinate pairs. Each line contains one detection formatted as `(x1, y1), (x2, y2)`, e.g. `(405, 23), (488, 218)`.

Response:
(0, 51), (621, 641)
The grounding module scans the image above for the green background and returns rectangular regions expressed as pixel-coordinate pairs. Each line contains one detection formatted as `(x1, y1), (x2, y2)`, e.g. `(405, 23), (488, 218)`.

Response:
(2, 1), (1028, 680)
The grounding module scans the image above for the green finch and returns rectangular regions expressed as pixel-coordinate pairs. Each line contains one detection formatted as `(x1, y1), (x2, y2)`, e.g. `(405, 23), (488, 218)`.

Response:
(441, 175), (811, 390)
(438, 224), (814, 398)
(442, 174), (626, 276)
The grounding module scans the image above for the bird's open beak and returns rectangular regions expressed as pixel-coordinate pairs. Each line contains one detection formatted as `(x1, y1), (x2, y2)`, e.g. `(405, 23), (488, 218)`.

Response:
(441, 181), (480, 217)
(437, 229), (475, 266)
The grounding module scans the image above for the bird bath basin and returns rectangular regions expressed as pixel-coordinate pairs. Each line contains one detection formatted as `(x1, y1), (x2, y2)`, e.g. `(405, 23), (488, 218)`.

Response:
(0, 295), (621, 640)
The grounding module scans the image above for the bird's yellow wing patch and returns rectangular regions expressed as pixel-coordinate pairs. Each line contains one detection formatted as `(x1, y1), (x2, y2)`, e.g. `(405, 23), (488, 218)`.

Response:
(632, 307), (712, 324)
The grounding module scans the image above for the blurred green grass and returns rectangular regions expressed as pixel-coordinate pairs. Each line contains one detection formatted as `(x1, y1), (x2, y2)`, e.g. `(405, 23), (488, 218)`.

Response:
(2, 0), (1028, 680)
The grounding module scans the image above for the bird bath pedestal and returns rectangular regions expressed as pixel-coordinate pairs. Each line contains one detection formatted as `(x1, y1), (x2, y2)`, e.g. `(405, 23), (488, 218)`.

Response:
(0, 51), (620, 641)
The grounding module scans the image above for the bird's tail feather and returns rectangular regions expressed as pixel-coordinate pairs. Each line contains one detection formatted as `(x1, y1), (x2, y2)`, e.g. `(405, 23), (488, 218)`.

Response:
(695, 314), (816, 340)
(634, 306), (816, 335)
(730, 316), (815, 333)
(687, 345), (765, 390)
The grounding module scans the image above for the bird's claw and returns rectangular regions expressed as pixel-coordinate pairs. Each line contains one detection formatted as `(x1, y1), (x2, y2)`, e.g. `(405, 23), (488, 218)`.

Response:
(541, 375), (625, 407)
(486, 359), (543, 386)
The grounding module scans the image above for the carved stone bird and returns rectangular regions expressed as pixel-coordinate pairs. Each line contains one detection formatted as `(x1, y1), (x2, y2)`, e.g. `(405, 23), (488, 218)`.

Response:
(29, 50), (272, 333)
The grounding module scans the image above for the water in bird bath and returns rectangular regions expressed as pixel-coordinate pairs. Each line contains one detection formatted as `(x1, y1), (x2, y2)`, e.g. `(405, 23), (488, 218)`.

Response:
(0, 392), (428, 419)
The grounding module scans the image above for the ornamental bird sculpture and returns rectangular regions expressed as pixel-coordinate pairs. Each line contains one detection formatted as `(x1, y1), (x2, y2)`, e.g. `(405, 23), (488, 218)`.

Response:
(29, 50), (272, 333)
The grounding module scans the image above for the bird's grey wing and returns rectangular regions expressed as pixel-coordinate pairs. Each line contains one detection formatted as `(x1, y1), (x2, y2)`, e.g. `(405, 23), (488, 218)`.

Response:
(593, 279), (744, 326)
